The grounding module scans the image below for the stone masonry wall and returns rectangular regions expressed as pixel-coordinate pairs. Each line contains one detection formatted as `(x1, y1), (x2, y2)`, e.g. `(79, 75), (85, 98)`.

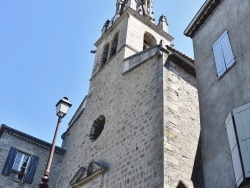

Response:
(125, 13), (172, 58)
(0, 132), (64, 188)
(163, 57), (202, 188)
(57, 5), (200, 187)
(92, 16), (128, 78)
(57, 49), (165, 188)
(92, 8), (173, 78)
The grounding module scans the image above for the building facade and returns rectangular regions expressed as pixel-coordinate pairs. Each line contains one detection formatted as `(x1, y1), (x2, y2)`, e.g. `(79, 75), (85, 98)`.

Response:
(0, 124), (65, 188)
(185, 0), (250, 187)
(57, 1), (202, 188)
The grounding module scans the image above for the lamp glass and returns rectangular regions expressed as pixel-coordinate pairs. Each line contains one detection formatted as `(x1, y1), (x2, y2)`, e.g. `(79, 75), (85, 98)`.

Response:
(56, 97), (72, 118)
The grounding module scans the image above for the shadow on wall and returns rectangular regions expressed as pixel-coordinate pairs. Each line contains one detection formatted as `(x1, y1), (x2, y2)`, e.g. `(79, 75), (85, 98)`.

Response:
(177, 181), (187, 188)
(191, 135), (204, 188)
(176, 135), (203, 188)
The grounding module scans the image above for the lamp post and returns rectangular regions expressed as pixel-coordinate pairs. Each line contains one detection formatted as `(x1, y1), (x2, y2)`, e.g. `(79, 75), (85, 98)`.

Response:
(39, 97), (72, 188)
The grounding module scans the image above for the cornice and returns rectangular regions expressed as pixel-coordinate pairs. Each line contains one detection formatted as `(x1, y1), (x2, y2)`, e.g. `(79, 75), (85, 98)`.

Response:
(0, 124), (66, 155)
(184, 0), (223, 38)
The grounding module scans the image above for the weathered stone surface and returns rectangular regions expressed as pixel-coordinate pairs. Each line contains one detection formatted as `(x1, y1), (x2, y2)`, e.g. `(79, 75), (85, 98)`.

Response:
(163, 58), (201, 188)
(57, 4), (201, 188)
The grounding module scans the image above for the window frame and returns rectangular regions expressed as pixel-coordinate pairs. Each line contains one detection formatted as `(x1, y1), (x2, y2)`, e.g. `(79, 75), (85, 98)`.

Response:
(10, 151), (31, 181)
(1, 147), (39, 184)
(212, 30), (236, 78)
(226, 103), (250, 187)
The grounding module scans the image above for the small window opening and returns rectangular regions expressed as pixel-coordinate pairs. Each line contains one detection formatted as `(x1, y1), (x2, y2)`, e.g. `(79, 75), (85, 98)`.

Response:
(87, 162), (94, 176)
(110, 33), (119, 58)
(146, 0), (151, 14)
(89, 115), (105, 141)
(143, 32), (157, 50)
(10, 151), (30, 181)
(101, 44), (110, 66)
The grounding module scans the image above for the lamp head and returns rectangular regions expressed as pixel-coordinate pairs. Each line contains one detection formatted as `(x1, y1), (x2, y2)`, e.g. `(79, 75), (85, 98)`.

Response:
(56, 97), (72, 119)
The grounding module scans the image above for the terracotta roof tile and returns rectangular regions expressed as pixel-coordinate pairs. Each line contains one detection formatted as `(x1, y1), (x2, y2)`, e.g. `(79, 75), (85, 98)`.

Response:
(166, 45), (195, 64)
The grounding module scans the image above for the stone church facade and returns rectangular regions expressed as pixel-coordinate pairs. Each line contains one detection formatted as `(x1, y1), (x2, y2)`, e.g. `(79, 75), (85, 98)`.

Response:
(57, 0), (202, 188)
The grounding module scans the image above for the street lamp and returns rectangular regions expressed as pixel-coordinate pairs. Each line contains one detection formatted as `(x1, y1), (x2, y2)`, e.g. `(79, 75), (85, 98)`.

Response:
(39, 97), (72, 188)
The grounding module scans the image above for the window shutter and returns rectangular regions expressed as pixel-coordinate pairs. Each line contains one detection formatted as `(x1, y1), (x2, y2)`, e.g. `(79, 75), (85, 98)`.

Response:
(226, 113), (244, 187)
(233, 103), (250, 179)
(24, 155), (39, 184)
(220, 31), (235, 68)
(212, 40), (226, 77)
(1, 147), (18, 176)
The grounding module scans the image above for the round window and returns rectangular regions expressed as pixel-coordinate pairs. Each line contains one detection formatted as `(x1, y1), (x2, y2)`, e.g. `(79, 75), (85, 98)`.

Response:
(89, 115), (105, 141)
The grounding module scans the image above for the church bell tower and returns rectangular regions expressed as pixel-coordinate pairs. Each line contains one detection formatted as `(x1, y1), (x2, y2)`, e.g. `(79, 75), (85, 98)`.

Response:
(92, 0), (172, 78)
(57, 1), (202, 188)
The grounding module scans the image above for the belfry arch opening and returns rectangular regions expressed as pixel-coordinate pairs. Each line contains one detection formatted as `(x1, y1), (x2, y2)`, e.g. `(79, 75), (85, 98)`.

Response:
(146, 0), (151, 14)
(143, 32), (157, 50)
(110, 33), (119, 58)
(101, 43), (110, 66)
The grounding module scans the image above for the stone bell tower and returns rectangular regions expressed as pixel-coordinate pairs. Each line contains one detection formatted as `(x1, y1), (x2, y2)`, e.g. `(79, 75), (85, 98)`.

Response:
(92, 0), (171, 78)
(57, 1), (202, 188)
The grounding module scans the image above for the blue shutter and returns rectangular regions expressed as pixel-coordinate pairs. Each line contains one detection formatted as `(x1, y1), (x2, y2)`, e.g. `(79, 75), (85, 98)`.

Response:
(233, 103), (250, 179)
(212, 40), (226, 77)
(226, 113), (244, 187)
(1, 147), (18, 176)
(220, 31), (235, 68)
(24, 155), (39, 184)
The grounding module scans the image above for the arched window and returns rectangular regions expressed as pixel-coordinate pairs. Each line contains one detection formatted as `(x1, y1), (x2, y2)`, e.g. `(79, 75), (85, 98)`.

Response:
(143, 32), (157, 50)
(110, 33), (119, 58)
(101, 43), (110, 66)
(146, 0), (151, 15)
(86, 162), (94, 176)
(89, 115), (105, 141)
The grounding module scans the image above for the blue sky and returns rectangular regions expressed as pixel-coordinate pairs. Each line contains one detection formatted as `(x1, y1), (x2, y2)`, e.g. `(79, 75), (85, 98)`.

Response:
(0, 0), (205, 146)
